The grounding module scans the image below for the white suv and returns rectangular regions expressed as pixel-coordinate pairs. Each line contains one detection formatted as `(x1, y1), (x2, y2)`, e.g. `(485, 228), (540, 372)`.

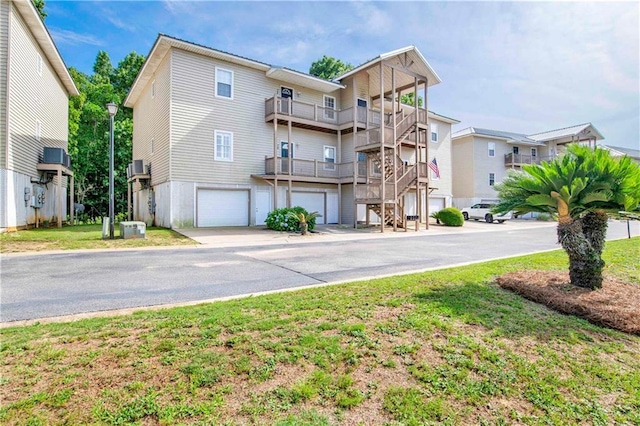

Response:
(461, 203), (513, 223)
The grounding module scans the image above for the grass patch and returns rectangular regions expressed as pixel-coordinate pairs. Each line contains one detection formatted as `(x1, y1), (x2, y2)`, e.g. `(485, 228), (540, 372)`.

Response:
(0, 238), (638, 424)
(0, 223), (196, 252)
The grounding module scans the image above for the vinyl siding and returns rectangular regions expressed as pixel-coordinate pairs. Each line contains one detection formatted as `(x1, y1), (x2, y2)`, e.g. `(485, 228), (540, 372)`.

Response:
(339, 74), (370, 111)
(7, 3), (68, 177)
(0, 0), (9, 169)
(169, 48), (341, 184)
(473, 137), (507, 199)
(132, 52), (171, 185)
(427, 117), (453, 199)
(452, 136), (475, 199)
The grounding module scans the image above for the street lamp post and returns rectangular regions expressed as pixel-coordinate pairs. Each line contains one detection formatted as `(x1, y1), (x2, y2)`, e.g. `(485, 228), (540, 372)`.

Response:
(106, 102), (118, 239)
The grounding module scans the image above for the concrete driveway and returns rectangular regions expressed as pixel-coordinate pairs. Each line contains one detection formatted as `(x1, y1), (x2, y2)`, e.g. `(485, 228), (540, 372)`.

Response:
(175, 219), (559, 248)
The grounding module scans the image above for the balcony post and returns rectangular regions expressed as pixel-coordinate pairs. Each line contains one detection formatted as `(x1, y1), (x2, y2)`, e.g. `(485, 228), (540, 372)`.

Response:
(273, 94), (279, 209)
(314, 159), (318, 177)
(314, 104), (318, 122)
(379, 60), (385, 233)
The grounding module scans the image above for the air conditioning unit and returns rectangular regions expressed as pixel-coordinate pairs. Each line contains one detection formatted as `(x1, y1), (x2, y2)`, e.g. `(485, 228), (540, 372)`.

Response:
(126, 163), (133, 179)
(43, 147), (65, 164)
(132, 159), (145, 175)
(119, 221), (146, 239)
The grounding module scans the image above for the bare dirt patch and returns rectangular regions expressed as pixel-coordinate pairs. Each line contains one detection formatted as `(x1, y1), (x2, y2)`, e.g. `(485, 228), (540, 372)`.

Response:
(496, 271), (640, 335)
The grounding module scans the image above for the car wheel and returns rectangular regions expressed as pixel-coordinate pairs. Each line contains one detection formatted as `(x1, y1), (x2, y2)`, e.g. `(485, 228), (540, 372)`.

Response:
(485, 214), (493, 223)
(462, 212), (469, 220)
(498, 220), (505, 224)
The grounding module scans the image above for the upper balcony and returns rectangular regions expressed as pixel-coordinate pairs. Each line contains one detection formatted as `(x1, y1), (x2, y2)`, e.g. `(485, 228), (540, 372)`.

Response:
(265, 96), (382, 134)
(252, 156), (370, 185)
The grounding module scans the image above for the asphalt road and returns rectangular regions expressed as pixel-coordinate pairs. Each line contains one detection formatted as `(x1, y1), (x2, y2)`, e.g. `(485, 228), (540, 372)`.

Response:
(1, 221), (637, 323)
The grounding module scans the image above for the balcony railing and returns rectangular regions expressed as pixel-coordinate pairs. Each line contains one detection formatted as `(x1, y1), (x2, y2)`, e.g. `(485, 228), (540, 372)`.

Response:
(265, 96), (382, 129)
(505, 153), (555, 166)
(265, 157), (368, 180)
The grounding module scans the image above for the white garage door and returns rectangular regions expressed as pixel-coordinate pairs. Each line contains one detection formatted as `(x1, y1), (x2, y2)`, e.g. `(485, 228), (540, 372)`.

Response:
(291, 192), (325, 224)
(428, 197), (445, 214)
(197, 189), (249, 227)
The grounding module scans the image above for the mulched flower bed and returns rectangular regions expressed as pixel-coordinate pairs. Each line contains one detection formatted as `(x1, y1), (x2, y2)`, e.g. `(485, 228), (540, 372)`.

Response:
(496, 271), (640, 335)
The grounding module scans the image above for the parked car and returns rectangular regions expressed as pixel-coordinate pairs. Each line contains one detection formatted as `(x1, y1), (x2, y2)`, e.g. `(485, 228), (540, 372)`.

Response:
(461, 203), (513, 223)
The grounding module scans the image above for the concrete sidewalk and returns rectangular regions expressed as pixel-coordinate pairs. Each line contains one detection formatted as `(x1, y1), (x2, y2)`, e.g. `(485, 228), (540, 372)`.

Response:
(175, 219), (558, 248)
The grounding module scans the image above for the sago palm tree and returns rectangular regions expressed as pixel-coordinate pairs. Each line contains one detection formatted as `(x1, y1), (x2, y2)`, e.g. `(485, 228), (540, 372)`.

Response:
(494, 144), (640, 289)
(286, 211), (322, 236)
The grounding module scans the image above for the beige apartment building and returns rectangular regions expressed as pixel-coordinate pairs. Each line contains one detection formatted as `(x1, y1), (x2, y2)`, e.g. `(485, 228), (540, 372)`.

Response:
(451, 123), (603, 208)
(125, 35), (458, 230)
(0, 0), (79, 231)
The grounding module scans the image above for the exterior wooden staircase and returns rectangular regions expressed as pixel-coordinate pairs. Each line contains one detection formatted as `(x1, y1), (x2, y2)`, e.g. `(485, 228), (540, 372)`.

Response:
(355, 110), (427, 229)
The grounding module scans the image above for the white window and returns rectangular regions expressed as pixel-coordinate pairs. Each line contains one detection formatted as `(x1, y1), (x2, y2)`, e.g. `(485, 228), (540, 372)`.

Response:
(430, 122), (438, 143)
(323, 95), (336, 120)
(214, 130), (233, 161)
(215, 67), (233, 99)
(37, 53), (42, 76)
(150, 138), (154, 154)
(323, 146), (336, 170)
(488, 142), (495, 157)
(531, 147), (537, 157)
(512, 146), (519, 154)
(489, 172), (495, 186)
(151, 80), (156, 98)
(35, 120), (41, 141)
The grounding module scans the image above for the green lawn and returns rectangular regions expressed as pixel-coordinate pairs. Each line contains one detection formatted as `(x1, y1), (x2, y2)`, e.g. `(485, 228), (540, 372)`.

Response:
(0, 224), (196, 253)
(1, 238), (638, 425)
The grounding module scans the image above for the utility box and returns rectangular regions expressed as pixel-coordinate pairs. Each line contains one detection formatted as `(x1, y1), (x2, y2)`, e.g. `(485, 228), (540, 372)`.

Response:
(119, 221), (146, 239)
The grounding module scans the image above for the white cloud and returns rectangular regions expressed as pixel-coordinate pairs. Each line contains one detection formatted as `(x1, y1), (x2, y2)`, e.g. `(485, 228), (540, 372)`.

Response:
(50, 28), (104, 47)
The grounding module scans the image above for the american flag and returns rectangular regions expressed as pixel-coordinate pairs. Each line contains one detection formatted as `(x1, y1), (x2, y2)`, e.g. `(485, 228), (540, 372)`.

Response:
(428, 157), (440, 179)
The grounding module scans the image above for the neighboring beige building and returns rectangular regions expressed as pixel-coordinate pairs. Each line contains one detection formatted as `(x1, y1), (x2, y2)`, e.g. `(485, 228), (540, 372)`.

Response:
(0, 0), (79, 231)
(600, 145), (640, 164)
(125, 35), (458, 230)
(451, 123), (603, 208)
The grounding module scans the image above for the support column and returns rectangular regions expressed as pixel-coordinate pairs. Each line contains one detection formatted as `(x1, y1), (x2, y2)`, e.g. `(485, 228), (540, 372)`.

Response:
(353, 76), (358, 229)
(338, 130), (342, 224)
(287, 120), (292, 208)
(414, 77), (419, 231)
(127, 180), (132, 221)
(379, 61), (385, 233)
(57, 168), (62, 228)
(70, 175), (74, 226)
(273, 95), (279, 210)
(392, 68), (397, 231)
(424, 79), (429, 230)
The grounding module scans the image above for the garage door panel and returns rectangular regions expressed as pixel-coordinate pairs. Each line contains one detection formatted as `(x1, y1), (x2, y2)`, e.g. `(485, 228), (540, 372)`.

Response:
(291, 192), (325, 225)
(197, 189), (249, 227)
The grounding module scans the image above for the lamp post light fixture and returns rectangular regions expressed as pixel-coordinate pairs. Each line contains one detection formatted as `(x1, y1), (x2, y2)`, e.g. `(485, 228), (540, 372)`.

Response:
(106, 102), (118, 239)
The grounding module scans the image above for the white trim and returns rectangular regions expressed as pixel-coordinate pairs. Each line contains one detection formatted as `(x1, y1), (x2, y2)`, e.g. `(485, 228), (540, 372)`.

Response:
(488, 142), (496, 157)
(214, 130), (233, 162)
(215, 67), (234, 100)
(36, 53), (42, 76)
(489, 172), (495, 186)
(430, 122), (438, 143)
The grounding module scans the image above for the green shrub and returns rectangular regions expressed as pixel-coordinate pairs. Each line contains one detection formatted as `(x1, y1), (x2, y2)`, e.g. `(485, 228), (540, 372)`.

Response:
(430, 207), (464, 227)
(536, 213), (556, 221)
(265, 206), (317, 232)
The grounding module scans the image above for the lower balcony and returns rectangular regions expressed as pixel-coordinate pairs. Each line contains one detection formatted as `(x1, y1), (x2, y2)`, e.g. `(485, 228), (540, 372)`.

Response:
(505, 153), (555, 166)
(252, 157), (368, 184)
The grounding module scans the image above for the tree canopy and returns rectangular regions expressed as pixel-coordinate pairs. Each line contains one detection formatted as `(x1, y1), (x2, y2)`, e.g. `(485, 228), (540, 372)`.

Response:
(400, 92), (423, 107)
(309, 55), (354, 80)
(68, 51), (145, 220)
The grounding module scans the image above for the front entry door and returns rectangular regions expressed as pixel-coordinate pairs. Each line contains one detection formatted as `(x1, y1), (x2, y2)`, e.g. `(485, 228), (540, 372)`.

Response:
(280, 86), (293, 114)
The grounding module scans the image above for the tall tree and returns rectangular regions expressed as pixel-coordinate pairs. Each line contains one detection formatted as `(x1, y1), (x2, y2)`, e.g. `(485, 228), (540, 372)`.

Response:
(68, 51), (145, 220)
(309, 55), (354, 80)
(494, 145), (640, 289)
(31, 0), (46, 20)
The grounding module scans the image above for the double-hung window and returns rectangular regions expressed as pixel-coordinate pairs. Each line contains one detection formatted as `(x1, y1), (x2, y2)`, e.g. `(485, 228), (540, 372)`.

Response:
(214, 130), (233, 161)
(430, 123), (438, 143)
(215, 67), (233, 99)
(489, 173), (495, 186)
(324, 146), (336, 170)
(488, 142), (496, 157)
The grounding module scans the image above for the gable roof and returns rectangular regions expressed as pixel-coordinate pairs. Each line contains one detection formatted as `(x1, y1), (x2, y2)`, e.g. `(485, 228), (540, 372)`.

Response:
(452, 127), (544, 145)
(527, 123), (604, 142)
(336, 45), (441, 87)
(124, 34), (344, 107)
(600, 145), (640, 160)
(12, 0), (79, 96)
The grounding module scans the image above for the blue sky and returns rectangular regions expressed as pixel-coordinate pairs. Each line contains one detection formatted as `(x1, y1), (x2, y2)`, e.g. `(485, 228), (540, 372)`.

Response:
(45, 1), (639, 150)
